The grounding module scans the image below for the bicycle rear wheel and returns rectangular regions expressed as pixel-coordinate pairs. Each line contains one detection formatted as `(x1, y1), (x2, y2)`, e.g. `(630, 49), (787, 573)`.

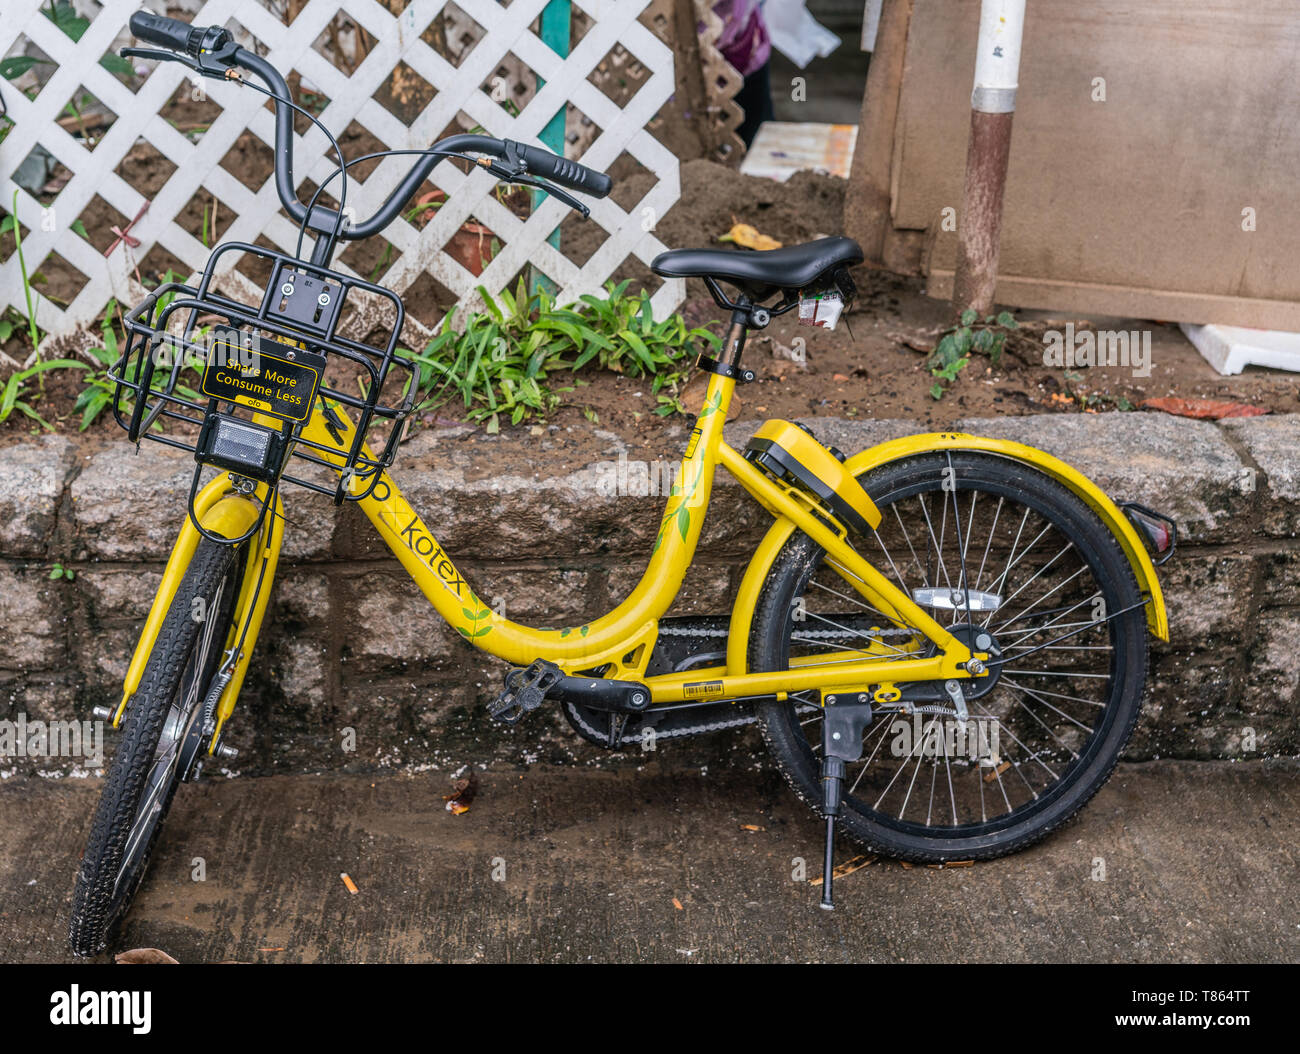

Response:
(750, 452), (1149, 863)
(69, 536), (243, 956)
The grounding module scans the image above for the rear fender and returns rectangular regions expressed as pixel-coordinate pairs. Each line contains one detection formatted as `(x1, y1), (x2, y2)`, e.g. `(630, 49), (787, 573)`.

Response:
(725, 432), (1169, 675)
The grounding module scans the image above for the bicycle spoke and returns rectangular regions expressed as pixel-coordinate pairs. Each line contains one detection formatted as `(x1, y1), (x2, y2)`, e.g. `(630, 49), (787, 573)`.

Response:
(1002, 677), (1096, 733)
(974, 495), (1004, 589)
(991, 546), (1080, 628)
(927, 493), (957, 590)
(872, 527), (911, 596)
(892, 503), (927, 585)
(945, 452), (975, 624)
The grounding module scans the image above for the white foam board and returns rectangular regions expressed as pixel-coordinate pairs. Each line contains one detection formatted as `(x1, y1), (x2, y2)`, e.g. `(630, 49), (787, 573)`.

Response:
(1181, 322), (1300, 376)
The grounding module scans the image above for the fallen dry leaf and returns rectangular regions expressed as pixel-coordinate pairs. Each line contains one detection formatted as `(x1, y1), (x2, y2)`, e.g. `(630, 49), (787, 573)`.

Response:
(443, 772), (478, 815)
(1141, 397), (1268, 420)
(809, 854), (876, 886)
(718, 222), (782, 251)
(115, 948), (178, 964)
(888, 331), (939, 354)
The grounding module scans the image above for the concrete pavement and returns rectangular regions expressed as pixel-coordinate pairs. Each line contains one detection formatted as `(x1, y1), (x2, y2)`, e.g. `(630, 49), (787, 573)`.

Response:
(2, 760), (1296, 963)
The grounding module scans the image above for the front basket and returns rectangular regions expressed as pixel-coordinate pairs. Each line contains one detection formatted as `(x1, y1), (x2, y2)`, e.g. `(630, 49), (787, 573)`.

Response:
(110, 241), (418, 505)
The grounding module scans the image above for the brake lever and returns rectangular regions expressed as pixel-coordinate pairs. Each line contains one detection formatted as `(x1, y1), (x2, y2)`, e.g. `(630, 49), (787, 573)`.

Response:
(481, 160), (590, 219)
(121, 37), (239, 78)
(120, 46), (204, 74)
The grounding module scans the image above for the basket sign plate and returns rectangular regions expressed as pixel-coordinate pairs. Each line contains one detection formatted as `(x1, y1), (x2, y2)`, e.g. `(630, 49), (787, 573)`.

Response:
(201, 336), (324, 423)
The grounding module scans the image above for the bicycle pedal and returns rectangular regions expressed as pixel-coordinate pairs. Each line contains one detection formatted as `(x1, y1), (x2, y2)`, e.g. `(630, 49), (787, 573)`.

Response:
(489, 660), (564, 724)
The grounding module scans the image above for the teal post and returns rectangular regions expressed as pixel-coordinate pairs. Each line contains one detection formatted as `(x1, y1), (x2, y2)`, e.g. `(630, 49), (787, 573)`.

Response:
(530, 0), (571, 297)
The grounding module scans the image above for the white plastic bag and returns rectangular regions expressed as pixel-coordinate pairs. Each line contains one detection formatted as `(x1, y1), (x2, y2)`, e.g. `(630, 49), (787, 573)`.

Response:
(764, 0), (842, 69)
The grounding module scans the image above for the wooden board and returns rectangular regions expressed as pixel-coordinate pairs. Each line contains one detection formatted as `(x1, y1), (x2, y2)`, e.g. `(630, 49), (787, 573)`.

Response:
(849, 0), (1300, 329)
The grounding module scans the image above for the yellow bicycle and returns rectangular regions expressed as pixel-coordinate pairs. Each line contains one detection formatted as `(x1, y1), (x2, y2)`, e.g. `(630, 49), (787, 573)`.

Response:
(69, 13), (1175, 954)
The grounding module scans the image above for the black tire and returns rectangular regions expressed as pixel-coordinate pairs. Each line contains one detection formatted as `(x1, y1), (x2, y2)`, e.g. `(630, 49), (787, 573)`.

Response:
(68, 537), (242, 956)
(750, 452), (1148, 863)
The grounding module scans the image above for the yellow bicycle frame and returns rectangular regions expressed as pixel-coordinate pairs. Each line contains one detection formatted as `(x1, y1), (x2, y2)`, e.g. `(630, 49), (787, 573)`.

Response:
(119, 370), (1168, 741)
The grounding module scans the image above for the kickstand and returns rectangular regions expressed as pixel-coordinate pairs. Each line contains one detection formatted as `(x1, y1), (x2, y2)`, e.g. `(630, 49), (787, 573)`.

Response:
(818, 694), (873, 910)
(819, 761), (844, 910)
(606, 712), (629, 749)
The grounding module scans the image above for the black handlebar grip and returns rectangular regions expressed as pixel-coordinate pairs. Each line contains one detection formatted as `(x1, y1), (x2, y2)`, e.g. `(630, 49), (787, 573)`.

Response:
(510, 141), (612, 198)
(129, 12), (199, 55)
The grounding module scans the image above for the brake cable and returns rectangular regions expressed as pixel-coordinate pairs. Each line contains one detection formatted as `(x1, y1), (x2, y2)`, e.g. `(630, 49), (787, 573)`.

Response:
(293, 147), (477, 261)
(296, 146), (591, 263)
(232, 75), (352, 252)
(125, 43), (353, 254)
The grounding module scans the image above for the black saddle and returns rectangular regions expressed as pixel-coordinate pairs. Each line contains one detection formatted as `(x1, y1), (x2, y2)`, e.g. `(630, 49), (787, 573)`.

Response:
(650, 236), (863, 294)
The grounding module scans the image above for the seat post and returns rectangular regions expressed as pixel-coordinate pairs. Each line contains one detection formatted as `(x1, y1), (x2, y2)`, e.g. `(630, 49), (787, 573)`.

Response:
(720, 298), (752, 369)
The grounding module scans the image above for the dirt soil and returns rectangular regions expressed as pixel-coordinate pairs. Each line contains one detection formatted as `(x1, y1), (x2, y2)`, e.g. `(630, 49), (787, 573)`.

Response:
(5, 156), (1300, 447)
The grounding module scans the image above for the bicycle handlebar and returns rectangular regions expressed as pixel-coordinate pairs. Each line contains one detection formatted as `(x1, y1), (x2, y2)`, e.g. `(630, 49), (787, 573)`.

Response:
(125, 14), (612, 242)
(129, 11), (198, 54)
(508, 142), (612, 198)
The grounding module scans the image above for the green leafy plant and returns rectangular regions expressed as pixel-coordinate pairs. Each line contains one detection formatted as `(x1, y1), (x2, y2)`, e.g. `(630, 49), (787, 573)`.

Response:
(4, 191), (42, 354)
(49, 561), (75, 581)
(928, 309), (1018, 400)
(72, 300), (124, 431)
(2, 3), (135, 82)
(71, 296), (200, 434)
(404, 279), (719, 432)
(1, 358), (87, 430)
(200, 202), (216, 248)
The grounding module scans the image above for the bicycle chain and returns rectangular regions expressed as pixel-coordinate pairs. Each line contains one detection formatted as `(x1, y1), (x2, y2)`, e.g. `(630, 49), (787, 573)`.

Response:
(656, 624), (918, 641)
(565, 624), (923, 746)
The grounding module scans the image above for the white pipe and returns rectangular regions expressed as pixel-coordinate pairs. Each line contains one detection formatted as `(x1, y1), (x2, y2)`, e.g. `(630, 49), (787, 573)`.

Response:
(971, 0), (1027, 113)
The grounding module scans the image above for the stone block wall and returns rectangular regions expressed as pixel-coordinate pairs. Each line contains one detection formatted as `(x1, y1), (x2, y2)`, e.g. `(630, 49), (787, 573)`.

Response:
(2, 412), (1296, 776)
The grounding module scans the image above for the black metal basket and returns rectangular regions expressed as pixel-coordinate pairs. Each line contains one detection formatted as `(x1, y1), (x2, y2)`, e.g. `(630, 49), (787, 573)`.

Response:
(110, 241), (416, 505)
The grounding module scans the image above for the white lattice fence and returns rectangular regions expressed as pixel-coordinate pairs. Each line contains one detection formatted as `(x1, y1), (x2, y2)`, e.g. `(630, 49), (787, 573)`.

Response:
(0, 0), (684, 351)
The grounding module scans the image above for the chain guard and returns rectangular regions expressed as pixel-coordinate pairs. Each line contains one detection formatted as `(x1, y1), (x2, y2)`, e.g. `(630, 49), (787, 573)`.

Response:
(560, 615), (916, 749)
(561, 617), (753, 748)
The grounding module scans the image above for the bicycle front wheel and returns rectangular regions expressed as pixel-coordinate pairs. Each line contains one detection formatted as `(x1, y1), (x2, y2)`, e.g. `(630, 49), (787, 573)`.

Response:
(69, 536), (243, 956)
(749, 451), (1149, 863)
